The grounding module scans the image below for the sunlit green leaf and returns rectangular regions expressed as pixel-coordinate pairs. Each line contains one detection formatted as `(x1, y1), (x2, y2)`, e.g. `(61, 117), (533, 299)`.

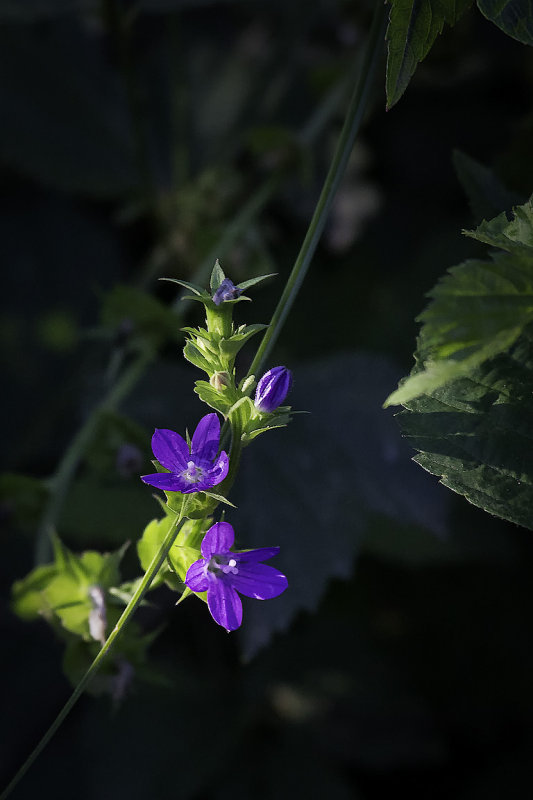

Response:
(385, 197), (533, 406)
(399, 324), (533, 529)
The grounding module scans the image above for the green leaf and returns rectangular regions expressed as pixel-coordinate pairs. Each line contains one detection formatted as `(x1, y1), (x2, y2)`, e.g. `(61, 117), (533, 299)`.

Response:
(183, 341), (214, 374)
(385, 197), (533, 407)
(12, 536), (128, 640)
(203, 492), (237, 508)
(210, 258), (225, 292)
(194, 380), (238, 415)
(160, 277), (209, 299)
(465, 199), (533, 253)
(477, 0), (533, 45)
(236, 273), (277, 291)
(399, 324), (533, 529)
(386, 0), (473, 108)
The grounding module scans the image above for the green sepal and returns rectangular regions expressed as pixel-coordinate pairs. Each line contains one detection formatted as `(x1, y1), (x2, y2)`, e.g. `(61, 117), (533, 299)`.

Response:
(203, 492), (236, 508)
(165, 489), (220, 519)
(241, 407), (292, 445)
(210, 259), (225, 292)
(176, 586), (193, 605)
(160, 277), (209, 299)
(236, 272), (277, 291)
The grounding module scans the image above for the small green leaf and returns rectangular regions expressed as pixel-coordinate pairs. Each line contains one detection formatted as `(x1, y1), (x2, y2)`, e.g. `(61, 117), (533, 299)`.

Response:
(236, 273), (277, 292)
(194, 380), (238, 415)
(203, 492), (236, 508)
(210, 258), (225, 292)
(183, 341), (214, 374)
(477, 0), (533, 45)
(159, 277), (207, 297)
(386, 0), (473, 108)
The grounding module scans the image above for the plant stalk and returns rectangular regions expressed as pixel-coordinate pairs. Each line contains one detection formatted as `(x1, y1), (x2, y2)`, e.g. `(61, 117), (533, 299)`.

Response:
(2, 510), (188, 800)
(247, 2), (387, 379)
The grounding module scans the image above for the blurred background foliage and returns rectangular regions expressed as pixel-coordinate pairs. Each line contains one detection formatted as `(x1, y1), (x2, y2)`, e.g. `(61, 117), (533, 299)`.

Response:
(2, 0), (533, 798)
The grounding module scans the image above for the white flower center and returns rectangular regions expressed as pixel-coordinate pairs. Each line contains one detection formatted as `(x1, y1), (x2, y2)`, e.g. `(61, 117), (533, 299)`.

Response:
(207, 554), (239, 576)
(182, 460), (203, 482)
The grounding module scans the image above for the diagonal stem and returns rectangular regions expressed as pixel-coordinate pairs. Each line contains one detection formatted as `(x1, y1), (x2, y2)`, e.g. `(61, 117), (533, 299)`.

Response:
(247, 2), (387, 379)
(2, 510), (188, 800)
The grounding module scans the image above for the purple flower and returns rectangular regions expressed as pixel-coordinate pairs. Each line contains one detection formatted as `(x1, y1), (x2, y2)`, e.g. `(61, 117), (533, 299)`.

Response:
(141, 413), (229, 494)
(254, 366), (292, 412)
(185, 521), (288, 631)
(212, 278), (242, 306)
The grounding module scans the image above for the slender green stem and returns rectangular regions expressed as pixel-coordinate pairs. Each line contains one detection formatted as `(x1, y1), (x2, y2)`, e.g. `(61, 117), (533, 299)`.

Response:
(34, 349), (154, 565)
(247, 3), (387, 379)
(2, 511), (188, 800)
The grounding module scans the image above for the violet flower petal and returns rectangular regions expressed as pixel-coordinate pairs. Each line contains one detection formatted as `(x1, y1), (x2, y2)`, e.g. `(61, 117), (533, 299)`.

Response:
(212, 278), (242, 306)
(191, 413), (221, 462)
(185, 559), (209, 592)
(200, 451), (229, 488)
(229, 562), (288, 600)
(201, 521), (235, 558)
(235, 547), (280, 563)
(207, 579), (242, 631)
(151, 428), (189, 472)
(141, 472), (190, 492)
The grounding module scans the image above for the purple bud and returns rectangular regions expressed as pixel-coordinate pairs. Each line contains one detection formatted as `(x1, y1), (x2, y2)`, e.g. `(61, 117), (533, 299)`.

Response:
(254, 366), (292, 412)
(212, 278), (242, 306)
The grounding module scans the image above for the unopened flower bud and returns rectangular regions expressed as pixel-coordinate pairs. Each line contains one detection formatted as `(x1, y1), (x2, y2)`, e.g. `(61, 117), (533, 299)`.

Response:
(212, 278), (242, 306)
(210, 371), (231, 391)
(254, 366), (292, 412)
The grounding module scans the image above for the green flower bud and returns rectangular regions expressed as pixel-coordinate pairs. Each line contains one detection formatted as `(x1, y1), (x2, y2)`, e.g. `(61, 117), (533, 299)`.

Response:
(210, 371), (232, 391)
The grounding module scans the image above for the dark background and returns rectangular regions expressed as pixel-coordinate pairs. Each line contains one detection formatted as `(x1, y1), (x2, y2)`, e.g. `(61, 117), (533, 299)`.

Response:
(2, 1), (533, 798)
